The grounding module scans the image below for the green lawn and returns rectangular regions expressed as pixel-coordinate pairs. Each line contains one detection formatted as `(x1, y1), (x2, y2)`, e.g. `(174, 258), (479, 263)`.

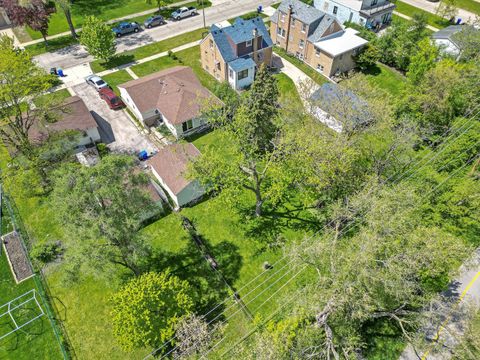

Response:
(350, 63), (406, 96)
(90, 28), (207, 73)
(101, 70), (134, 95)
(455, 0), (480, 15)
(394, 0), (451, 29)
(25, 0), (187, 40)
(25, 35), (79, 57)
(275, 73), (302, 108)
(273, 46), (329, 86)
(132, 45), (218, 92)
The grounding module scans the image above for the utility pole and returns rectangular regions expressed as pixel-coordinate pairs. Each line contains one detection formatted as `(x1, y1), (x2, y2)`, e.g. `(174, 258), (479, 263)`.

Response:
(202, 0), (206, 28)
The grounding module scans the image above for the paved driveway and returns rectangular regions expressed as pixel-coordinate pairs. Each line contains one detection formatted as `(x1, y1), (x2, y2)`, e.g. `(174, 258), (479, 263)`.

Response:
(72, 83), (156, 154)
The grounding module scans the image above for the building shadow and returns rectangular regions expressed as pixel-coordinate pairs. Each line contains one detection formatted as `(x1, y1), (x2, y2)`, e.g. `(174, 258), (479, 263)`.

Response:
(91, 111), (115, 144)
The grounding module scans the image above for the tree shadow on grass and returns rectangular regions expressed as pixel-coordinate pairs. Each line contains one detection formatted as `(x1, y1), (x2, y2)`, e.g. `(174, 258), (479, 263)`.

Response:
(361, 64), (382, 76)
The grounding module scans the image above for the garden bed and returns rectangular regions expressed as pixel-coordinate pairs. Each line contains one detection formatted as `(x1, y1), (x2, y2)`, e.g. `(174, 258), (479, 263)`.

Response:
(2, 231), (34, 283)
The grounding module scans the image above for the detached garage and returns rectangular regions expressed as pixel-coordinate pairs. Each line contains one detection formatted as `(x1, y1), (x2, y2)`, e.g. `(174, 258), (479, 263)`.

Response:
(147, 143), (205, 209)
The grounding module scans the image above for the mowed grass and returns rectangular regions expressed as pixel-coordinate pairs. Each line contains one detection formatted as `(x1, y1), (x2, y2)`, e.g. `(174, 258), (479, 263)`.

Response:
(275, 73), (303, 108)
(25, 0), (185, 40)
(394, 0), (451, 29)
(455, 0), (480, 15)
(90, 28), (207, 73)
(34, 88), (71, 107)
(101, 70), (134, 95)
(25, 35), (79, 57)
(347, 63), (406, 96)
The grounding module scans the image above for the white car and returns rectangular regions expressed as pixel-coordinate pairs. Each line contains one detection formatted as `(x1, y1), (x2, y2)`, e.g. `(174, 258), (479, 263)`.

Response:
(85, 75), (109, 91)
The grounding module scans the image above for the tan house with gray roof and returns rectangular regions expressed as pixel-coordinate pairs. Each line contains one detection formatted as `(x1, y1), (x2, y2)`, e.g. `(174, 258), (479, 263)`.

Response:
(118, 66), (219, 138)
(271, 0), (368, 78)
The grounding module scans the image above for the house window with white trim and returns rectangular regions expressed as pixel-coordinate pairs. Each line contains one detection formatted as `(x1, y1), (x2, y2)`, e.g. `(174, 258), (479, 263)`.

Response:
(299, 39), (305, 49)
(209, 39), (214, 49)
(371, 0), (378, 6)
(316, 64), (324, 72)
(333, 6), (338, 14)
(281, 13), (285, 22)
(315, 48), (320, 57)
(238, 69), (249, 80)
(182, 120), (193, 132)
(229, 69), (233, 78)
(246, 39), (252, 47)
(301, 23), (307, 33)
(291, 19), (295, 28)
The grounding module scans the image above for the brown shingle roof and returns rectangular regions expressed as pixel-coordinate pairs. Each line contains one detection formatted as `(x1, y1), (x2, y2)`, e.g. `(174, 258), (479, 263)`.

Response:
(29, 96), (98, 142)
(119, 66), (217, 125)
(148, 143), (201, 195)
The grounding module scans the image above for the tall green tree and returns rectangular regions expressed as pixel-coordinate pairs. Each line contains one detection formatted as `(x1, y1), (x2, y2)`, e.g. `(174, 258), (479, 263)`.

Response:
(0, 35), (55, 161)
(80, 16), (116, 63)
(406, 37), (439, 85)
(437, 0), (458, 20)
(111, 270), (193, 351)
(451, 25), (480, 62)
(51, 155), (157, 277)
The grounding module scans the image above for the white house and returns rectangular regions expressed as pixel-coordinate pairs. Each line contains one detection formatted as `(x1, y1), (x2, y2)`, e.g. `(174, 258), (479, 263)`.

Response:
(29, 96), (101, 147)
(431, 25), (468, 58)
(118, 66), (219, 138)
(314, 0), (395, 29)
(147, 143), (205, 209)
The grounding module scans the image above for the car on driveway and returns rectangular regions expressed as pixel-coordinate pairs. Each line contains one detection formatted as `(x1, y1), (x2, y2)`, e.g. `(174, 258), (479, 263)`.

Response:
(112, 22), (140, 37)
(85, 75), (109, 91)
(171, 7), (197, 20)
(99, 87), (125, 110)
(144, 15), (166, 28)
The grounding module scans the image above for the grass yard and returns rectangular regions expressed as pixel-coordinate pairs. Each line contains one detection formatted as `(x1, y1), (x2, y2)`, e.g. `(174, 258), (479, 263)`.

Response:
(132, 45), (218, 92)
(101, 70), (134, 95)
(273, 46), (329, 86)
(455, 0), (480, 15)
(275, 73), (303, 108)
(25, 0), (187, 40)
(90, 28), (207, 73)
(25, 35), (79, 57)
(345, 63), (406, 97)
(394, 0), (451, 29)
(34, 88), (71, 108)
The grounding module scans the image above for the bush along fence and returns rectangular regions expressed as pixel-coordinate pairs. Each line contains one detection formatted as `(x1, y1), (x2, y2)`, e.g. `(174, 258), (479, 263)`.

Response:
(1, 190), (72, 360)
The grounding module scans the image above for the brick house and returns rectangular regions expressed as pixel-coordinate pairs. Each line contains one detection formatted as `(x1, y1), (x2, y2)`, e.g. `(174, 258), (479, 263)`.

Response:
(200, 17), (273, 90)
(271, 0), (368, 78)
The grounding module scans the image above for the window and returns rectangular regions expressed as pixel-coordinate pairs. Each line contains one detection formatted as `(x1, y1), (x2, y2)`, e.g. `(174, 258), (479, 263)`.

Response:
(257, 51), (264, 61)
(371, 0), (378, 5)
(238, 69), (249, 80)
(216, 62), (221, 71)
(281, 13), (285, 22)
(333, 6), (338, 14)
(299, 39), (305, 49)
(291, 19), (295, 27)
(316, 64), (324, 72)
(301, 23), (307, 33)
(339, 54), (343, 60)
(229, 69), (233, 78)
(315, 48), (321, 57)
(209, 39), (214, 49)
(182, 120), (193, 132)
(246, 39), (252, 47)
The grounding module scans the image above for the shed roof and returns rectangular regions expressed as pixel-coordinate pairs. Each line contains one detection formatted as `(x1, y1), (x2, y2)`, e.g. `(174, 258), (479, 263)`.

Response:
(314, 27), (368, 56)
(148, 143), (201, 195)
(119, 66), (217, 125)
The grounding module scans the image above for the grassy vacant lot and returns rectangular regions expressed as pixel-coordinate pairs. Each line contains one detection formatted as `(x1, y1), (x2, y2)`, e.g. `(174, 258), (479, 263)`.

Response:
(273, 46), (329, 85)
(25, 0), (187, 40)
(394, 0), (451, 29)
(91, 28), (207, 73)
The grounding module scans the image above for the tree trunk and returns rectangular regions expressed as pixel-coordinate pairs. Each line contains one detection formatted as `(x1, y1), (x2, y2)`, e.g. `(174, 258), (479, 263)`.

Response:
(41, 31), (48, 45)
(63, 8), (77, 38)
(255, 191), (263, 217)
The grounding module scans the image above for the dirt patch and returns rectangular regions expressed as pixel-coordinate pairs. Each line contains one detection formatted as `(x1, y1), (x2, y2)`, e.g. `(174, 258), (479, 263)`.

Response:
(2, 231), (34, 283)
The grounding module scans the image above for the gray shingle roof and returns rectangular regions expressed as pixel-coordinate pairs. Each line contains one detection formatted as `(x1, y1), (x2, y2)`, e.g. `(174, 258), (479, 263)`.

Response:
(431, 25), (463, 41)
(270, 0), (325, 25)
(229, 57), (256, 72)
(210, 17), (273, 63)
(307, 15), (338, 42)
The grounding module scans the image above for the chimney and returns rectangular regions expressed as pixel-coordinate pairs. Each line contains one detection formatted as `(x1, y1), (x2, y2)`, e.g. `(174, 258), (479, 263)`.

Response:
(252, 28), (259, 62)
(285, 4), (294, 50)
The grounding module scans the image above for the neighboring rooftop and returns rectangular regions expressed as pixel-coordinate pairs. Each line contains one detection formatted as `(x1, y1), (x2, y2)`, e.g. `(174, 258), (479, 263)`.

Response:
(313, 28), (368, 56)
(119, 66), (217, 125)
(270, 0), (325, 25)
(431, 25), (464, 41)
(210, 17), (273, 62)
(148, 143), (201, 195)
(29, 96), (98, 142)
(229, 57), (256, 72)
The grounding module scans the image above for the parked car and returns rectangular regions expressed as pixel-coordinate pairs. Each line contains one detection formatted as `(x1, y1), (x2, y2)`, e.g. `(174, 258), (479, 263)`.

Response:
(85, 75), (109, 91)
(99, 87), (125, 110)
(144, 15), (165, 28)
(112, 22), (140, 37)
(171, 7), (197, 20)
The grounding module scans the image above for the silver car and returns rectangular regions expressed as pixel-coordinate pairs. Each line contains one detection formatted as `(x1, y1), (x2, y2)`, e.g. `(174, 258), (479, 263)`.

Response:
(85, 75), (109, 91)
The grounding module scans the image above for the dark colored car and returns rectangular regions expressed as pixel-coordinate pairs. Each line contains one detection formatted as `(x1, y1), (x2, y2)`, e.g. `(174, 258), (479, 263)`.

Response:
(144, 15), (165, 29)
(112, 22), (140, 37)
(99, 87), (125, 110)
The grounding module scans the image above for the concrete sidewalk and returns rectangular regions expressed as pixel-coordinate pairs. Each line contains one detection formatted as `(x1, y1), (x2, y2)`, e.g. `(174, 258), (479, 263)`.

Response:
(400, 0), (478, 24)
(34, 0), (276, 72)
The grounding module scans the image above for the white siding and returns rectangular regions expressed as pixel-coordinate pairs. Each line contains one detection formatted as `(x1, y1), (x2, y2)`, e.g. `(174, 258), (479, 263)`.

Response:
(119, 87), (145, 121)
(150, 166), (180, 208)
(229, 65), (255, 90)
(434, 39), (460, 57)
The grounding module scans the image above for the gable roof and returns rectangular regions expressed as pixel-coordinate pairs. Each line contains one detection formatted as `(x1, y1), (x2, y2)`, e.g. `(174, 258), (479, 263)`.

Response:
(29, 96), (98, 142)
(270, 0), (326, 25)
(148, 143), (201, 195)
(119, 66), (217, 125)
(432, 25), (464, 41)
(210, 17), (273, 63)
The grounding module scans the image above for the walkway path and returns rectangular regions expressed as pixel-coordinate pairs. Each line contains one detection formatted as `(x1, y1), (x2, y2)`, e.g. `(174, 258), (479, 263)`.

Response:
(393, 11), (440, 31)
(400, 248), (480, 360)
(34, 0), (276, 72)
(400, 0), (478, 23)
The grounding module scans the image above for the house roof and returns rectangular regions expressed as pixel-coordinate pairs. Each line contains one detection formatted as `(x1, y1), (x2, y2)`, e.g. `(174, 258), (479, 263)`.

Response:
(29, 96), (98, 142)
(210, 17), (273, 63)
(314, 27), (368, 56)
(307, 15), (339, 42)
(432, 25), (464, 41)
(119, 66), (217, 125)
(270, 0), (326, 25)
(148, 143), (201, 195)
(229, 57), (256, 72)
